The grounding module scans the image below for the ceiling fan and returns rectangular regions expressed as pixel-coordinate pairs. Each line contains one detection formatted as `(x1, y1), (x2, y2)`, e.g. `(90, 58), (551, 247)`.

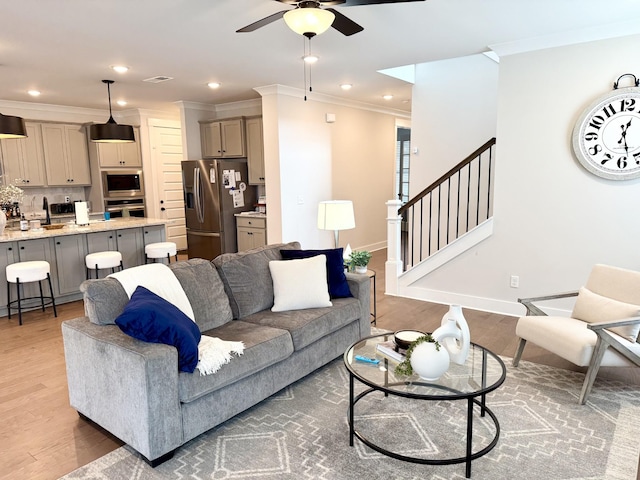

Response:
(237, 0), (425, 38)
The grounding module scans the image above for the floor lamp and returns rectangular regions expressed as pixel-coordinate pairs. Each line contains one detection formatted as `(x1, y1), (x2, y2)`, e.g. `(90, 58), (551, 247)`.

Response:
(317, 200), (355, 249)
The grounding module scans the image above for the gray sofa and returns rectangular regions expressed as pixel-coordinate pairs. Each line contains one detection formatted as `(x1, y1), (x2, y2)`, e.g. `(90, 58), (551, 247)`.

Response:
(61, 242), (370, 465)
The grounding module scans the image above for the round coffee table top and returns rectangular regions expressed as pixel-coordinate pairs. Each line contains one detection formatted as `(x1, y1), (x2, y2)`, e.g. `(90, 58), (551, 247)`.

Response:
(344, 332), (506, 400)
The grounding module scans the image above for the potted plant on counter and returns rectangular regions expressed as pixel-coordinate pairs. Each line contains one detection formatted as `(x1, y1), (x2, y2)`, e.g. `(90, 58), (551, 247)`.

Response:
(348, 250), (371, 274)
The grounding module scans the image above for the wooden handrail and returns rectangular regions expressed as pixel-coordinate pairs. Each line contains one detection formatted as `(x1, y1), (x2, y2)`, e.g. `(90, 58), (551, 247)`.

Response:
(398, 137), (496, 215)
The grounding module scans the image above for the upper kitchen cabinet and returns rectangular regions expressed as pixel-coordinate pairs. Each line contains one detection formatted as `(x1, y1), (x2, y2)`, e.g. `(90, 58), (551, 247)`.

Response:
(91, 126), (142, 168)
(246, 116), (265, 185)
(41, 123), (91, 186)
(201, 118), (245, 158)
(0, 122), (47, 187)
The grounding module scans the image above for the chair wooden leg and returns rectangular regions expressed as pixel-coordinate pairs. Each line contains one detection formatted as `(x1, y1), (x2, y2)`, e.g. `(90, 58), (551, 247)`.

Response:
(513, 337), (527, 367)
(579, 337), (608, 405)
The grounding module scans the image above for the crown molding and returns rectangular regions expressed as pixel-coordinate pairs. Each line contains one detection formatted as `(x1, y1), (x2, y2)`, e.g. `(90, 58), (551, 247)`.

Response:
(489, 19), (640, 57)
(254, 84), (411, 119)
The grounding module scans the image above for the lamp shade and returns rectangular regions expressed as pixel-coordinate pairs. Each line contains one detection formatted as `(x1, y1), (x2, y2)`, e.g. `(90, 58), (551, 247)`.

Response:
(318, 200), (355, 231)
(284, 7), (335, 37)
(0, 113), (27, 139)
(90, 117), (135, 143)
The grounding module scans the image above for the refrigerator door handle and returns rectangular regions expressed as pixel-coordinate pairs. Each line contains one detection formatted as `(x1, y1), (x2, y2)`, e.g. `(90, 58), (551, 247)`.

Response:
(194, 166), (205, 224)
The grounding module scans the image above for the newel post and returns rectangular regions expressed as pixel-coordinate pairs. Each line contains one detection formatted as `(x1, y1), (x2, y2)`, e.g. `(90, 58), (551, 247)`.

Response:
(386, 199), (403, 295)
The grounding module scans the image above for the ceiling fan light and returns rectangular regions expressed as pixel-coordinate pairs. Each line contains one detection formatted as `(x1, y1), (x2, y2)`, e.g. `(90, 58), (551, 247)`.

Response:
(284, 8), (335, 36)
(0, 113), (27, 139)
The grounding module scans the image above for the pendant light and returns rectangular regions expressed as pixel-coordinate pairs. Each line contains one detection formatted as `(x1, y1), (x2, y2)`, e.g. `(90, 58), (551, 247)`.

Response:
(89, 80), (135, 143)
(0, 112), (27, 139)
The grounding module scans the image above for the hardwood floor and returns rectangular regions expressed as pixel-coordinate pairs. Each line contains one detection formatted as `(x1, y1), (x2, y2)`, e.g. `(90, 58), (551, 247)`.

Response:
(0, 249), (638, 479)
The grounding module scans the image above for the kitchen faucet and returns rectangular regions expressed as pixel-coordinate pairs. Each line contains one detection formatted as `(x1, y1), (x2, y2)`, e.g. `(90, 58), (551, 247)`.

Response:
(42, 196), (50, 225)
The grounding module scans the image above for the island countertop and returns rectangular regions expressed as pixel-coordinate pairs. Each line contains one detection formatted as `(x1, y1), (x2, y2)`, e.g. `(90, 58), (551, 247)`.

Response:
(0, 217), (169, 243)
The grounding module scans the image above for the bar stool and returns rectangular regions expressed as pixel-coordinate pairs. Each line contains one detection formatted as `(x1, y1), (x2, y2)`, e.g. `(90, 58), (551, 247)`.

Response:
(85, 251), (124, 279)
(6, 260), (57, 326)
(145, 242), (178, 264)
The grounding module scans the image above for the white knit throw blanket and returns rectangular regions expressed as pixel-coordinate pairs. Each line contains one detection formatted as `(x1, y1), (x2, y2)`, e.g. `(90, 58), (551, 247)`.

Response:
(109, 264), (244, 375)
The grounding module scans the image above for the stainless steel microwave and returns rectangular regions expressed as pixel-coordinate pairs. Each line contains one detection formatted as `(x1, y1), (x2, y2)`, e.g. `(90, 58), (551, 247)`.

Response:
(102, 170), (144, 199)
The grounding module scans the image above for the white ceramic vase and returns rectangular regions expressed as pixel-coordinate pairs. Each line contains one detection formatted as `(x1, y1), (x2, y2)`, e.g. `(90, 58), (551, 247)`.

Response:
(355, 265), (368, 274)
(432, 304), (470, 365)
(409, 341), (450, 381)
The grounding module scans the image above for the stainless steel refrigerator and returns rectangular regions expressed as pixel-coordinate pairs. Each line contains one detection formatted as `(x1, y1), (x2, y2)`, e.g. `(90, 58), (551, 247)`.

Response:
(182, 159), (257, 260)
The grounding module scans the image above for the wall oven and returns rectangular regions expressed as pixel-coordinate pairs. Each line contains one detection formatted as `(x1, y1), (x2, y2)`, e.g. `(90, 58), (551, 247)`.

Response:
(104, 198), (146, 218)
(102, 170), (144, 199)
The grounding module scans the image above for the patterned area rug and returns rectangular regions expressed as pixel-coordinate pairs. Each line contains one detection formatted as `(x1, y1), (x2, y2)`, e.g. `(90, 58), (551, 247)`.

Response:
(60, 357), (640, 480)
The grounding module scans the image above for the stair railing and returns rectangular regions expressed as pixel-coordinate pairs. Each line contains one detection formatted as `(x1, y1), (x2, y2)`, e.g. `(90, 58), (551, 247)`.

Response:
(398, 138), (496, 270)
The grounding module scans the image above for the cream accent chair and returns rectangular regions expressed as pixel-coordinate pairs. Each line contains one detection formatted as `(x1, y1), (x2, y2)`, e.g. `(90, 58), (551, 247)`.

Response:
(513, 264), (640, 404)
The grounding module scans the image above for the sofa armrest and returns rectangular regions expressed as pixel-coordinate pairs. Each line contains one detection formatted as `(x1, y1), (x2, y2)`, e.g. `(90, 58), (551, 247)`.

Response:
(62, 317), (183, 462)
(346, 272), (371, 338)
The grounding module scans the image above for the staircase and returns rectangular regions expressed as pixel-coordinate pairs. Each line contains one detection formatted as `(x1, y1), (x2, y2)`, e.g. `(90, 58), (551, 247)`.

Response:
(385, 138), (496, 295)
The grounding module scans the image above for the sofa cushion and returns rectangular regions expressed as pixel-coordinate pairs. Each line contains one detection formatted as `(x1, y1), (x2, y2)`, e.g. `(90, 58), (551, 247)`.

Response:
(213, 242), (301, 319)
(242, 297), (361, 351)
(280, 248), (352, 299)
(169, 258), (232, 331)
(178, 320), (293, 403)
(115, 286), (202, 373)
(269, 255), (332, 312)
(80, 278), (129, 325)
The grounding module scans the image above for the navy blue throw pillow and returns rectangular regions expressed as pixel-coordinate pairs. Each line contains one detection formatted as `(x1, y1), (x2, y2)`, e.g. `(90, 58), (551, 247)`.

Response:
(115, 286), (201, 373)
(280, 248), (352, 299)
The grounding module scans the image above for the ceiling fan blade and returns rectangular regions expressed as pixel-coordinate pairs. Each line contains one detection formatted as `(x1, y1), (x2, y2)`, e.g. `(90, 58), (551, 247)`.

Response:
(341, 0), (425, 5)
(326, 8), (364, 36)
(236, 10), (288, 33)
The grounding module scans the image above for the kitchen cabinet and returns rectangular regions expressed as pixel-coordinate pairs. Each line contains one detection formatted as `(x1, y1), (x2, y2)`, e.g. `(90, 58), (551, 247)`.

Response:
(116, 228), (144, 268)
(0, 242), (18, 310)
(41, 123), (92, 186)
(246, 117), (265, 185)
(143, 225), (166, 245)
(86, 231), (117, 254)
(236, 216), (266, 252)
(92, 126), (142, 167)
(201, 118), (245, 158)
(54, 235), (87, 295)
(0, 122), (47, 187)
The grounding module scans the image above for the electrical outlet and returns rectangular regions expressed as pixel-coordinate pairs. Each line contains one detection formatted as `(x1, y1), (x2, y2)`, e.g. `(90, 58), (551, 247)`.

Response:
(65, 195), (70, 203)
(510, 275), (519, 288)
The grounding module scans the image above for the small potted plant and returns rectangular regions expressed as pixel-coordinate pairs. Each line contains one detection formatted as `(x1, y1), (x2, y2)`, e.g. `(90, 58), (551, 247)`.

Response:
(348, 250), (372, 274)
(395, 334), (450, 380)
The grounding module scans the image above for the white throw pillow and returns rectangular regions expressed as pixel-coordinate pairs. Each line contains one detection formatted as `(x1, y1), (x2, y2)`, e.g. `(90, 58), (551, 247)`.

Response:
(269, 255), (332, 312)
(571, 286), (640, 342)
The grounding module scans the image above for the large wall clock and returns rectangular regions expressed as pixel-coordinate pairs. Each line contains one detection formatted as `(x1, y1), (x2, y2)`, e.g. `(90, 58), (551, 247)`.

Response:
(572, 75), (640, 181)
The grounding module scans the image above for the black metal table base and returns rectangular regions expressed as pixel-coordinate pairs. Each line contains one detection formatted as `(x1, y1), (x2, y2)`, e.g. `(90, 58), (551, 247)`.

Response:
(348, 376), (501, 478)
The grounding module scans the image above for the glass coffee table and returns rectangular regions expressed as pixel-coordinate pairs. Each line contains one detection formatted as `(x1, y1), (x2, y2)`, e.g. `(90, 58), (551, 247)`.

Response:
(344, 333), (506, 478)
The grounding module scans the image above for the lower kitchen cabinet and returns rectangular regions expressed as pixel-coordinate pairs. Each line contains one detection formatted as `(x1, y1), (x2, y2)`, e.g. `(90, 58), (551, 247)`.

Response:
(116, 228), (144, 268)
(54, 235), (88, 295)
(16, 238), (56, 298)
(0, 242), (19, 311)
(236, 216), (267, 252)
(143, 225), (166, 246)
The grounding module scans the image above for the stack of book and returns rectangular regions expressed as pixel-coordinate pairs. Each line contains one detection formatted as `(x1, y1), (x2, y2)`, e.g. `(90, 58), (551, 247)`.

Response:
(375, 340), (406, 363)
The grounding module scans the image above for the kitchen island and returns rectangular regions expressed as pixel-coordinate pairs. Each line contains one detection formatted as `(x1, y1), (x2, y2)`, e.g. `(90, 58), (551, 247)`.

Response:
(0, 217), (170, 318)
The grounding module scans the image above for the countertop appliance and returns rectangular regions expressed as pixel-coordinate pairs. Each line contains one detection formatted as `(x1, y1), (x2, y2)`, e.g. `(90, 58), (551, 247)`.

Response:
(182, 159), (256, 260)
(49, 202), (75, 215)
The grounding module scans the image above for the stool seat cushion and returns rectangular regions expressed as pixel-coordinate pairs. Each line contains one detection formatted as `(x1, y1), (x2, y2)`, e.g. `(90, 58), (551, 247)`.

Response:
(6, 261), (50, 283)
(86, 251), (122, 269)
(145, 242), (177, 258)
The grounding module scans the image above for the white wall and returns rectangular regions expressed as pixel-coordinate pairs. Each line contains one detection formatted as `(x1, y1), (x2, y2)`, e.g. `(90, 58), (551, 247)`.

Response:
(408, 34), (640, 316)
(257, 85), (405, 251)
(410, 55), (499, 191)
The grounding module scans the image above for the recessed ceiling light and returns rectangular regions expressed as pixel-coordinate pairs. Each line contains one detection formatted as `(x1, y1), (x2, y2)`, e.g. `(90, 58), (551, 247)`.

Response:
(111, 65), (129, 74)
(207, 82), (221, 89)
(383, 94), (393, 100)
(116, 100), (127, 107)
(27, 90), (41, 97)
(303, 55), (319, 64)
(340, 84), (352, 91)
